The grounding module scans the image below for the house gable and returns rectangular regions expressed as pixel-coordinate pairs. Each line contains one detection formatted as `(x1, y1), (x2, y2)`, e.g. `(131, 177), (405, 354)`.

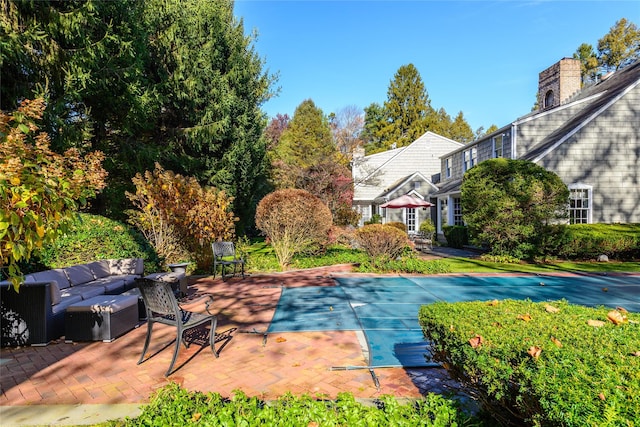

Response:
(352, 131), (463, 201)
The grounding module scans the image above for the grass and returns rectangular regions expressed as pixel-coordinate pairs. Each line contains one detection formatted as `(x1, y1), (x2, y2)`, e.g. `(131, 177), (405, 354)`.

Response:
(243, 239), (640, 275)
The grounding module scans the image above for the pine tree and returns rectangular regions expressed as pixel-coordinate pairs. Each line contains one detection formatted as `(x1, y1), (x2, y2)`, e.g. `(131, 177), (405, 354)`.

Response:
(379, 64), (432, 149)
(598, 18), (640, 71)
(271, 99), (336, 188)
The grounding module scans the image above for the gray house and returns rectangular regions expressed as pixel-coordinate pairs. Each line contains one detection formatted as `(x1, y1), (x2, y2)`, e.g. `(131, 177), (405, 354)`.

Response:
(352, 131), (463, 232)
(434, 58), (640, 236)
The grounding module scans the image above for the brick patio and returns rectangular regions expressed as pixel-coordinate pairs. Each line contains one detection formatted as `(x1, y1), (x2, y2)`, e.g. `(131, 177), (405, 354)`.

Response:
(1, 265), (462, 408)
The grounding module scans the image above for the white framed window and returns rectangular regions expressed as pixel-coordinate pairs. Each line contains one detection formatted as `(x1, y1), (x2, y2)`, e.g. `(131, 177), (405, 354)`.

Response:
(413, 181), (421, 189)
(406, 208), (416, 232)
(445, 157), (452, 178)
(452, 197), (463, 225)
(493, 135), (503, 158)
(569, 184), (592, 224)
(463, 147), (477, 171)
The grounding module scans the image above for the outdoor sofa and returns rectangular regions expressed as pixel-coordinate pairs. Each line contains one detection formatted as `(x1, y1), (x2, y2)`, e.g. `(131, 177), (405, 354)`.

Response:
(0, 258), (144, 347)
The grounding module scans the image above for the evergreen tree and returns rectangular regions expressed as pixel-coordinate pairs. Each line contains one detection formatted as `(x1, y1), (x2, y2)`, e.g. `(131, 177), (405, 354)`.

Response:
(449, 111), (475, 143)
(271, 99), (335, 188)
(141, 0), (275, 233)
(573, 43), (600, 85)
(379, 64), (432, 149)
(361, 102), (386, 154)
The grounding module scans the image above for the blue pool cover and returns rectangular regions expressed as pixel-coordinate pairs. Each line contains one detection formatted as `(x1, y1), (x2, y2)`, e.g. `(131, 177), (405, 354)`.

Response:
(267, 274), (640, 368)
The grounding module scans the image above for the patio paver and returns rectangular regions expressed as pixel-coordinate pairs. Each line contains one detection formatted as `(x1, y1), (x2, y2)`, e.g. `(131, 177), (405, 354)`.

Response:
(1, 265), (463, 416)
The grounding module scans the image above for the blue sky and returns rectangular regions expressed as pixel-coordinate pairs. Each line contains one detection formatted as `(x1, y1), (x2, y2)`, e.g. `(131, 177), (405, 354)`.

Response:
(235, 1), (639, 132)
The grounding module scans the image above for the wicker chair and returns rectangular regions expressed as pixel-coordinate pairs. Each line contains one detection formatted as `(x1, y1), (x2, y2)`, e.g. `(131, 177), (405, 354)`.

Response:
(136, 278), (218, 376)
(211, 241), (245, 279)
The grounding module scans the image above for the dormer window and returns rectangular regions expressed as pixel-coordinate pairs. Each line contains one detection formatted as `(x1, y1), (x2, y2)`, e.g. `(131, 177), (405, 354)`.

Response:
(544, 90), (555, 108)
(445, 157), (452, 178)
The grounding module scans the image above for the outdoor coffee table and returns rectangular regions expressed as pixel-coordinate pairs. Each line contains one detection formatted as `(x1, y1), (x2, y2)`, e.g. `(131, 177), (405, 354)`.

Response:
(65, 294), (139, 342)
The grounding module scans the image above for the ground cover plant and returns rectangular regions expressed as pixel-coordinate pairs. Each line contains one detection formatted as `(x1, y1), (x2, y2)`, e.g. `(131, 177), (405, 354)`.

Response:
(419, 300), (640, 426)
(105, 382), (479, 426)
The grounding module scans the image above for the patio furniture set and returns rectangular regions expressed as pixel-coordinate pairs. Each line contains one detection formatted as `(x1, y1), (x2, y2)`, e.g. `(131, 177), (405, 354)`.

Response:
(0, 241), (244, 374)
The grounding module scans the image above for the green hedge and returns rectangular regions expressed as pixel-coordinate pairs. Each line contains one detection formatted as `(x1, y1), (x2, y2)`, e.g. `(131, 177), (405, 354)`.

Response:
(554, 223), (640, 260)
(419, 299), (640, 426)
(443, 225), (469, 249)
(33, 213), (160, 273)
(110, 382), (478, 426)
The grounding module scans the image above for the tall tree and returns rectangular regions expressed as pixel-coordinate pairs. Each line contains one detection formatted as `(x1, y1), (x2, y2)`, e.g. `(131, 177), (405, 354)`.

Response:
(361, 102), (386, 154)
(449, 111), (475, 143)
(142, 0), (275, 234)
(597, 18), (640, 71)
(379, 64), (432, 149)
(1, 0), (157, 218)
(573, 43), (600, 85)
(271, 99), (336, 188)
(329, 105), (364, 165)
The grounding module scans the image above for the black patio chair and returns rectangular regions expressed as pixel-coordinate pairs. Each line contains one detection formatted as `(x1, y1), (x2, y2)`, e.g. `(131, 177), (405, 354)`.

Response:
(136, 278), (218, 376)
(211, 241), (245, 279)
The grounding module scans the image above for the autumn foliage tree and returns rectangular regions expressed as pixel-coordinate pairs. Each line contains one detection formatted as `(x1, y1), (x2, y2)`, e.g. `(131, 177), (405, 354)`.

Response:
(255, 189), (332, 270)
(0, 99), (107, 288)
(126, 163), (236, 270)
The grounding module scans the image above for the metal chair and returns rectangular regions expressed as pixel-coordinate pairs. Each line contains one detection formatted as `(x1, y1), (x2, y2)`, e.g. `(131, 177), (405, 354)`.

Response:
(211, 241), (245, 279)
(136, 278), (218, 376)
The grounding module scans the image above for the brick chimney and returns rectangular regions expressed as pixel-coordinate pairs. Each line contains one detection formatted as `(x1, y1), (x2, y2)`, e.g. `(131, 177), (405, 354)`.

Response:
(538, 58), (581, 111)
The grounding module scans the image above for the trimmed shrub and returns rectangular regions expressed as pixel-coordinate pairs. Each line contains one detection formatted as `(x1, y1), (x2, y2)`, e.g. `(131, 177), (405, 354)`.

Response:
(114, 382), (477, 426)
(443, 225), (468, 249)
(255, 189), (332, 269)
(554, 223), (640, 260)
(35, 213), (160, 273)
(354, 224), (410, 261)
(419, 299), (640, 426)
(356, 257), (451, 274)
(386, 221), (407, 232)
(461, 158), (569, 260)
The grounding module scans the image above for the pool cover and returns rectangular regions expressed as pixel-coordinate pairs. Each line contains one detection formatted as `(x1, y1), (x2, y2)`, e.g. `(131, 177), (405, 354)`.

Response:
(267, 274), (640, 368)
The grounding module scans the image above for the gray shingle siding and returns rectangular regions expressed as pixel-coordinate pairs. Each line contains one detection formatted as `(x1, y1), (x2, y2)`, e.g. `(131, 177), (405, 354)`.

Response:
(534, 83), (640, 223)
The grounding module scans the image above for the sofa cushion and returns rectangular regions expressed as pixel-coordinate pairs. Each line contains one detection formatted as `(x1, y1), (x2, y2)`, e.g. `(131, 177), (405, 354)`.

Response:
(60, 285), (105, 301)
(29, 268), (71, 290)
(108, 258), (143, 276)
(89, 277), (126, 294)
(64, 265), (96, 286)
(86, 260), (111, 279)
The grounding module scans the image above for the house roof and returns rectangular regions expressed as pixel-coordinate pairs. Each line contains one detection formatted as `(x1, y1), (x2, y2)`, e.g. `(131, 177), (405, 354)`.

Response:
(522, 60), (640, 162)
(353, 131), (463, 201)
(433, 60), (640, 197)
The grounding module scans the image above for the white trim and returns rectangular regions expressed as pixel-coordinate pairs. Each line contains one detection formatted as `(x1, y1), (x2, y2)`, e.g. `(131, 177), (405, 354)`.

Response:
(531, 79), (640, 163)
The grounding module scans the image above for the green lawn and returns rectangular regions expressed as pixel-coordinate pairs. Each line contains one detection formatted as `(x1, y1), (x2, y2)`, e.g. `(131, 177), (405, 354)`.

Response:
(242, 240), (640, 275)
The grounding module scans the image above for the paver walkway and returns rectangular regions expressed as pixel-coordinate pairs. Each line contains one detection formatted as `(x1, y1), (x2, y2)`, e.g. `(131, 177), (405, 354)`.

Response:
(1, 265), (464, 425)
